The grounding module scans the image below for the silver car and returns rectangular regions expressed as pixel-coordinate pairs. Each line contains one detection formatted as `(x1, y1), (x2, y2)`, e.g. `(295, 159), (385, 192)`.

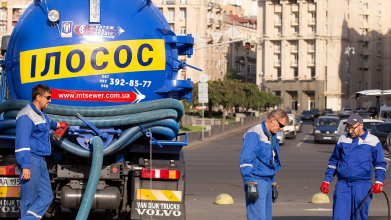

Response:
(276, 130), (286, 146)
(336, 118), (384, 140)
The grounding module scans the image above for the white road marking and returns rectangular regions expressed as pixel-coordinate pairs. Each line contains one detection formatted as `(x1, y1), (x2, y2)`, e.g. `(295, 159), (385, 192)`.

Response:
(304, 208), (333, 211)
(297, 135), (310, 147)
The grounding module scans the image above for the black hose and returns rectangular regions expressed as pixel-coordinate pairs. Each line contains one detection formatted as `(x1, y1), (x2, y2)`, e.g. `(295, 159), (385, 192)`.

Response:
(354, 190), (390, 220)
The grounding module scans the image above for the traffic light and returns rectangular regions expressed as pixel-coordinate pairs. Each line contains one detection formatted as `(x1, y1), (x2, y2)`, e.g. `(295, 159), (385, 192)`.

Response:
(245, 42), (251, 58)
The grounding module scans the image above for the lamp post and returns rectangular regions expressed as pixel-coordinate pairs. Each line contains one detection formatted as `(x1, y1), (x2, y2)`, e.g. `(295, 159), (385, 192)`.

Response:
(344, 43), (355, 105)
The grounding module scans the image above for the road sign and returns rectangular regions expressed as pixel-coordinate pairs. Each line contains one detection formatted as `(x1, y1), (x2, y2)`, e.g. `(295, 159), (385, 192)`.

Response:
(198, 82), (208, 103)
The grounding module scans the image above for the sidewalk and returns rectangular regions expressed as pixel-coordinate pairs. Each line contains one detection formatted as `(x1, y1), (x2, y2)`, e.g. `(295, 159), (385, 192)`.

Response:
(183, 117), (263, 150)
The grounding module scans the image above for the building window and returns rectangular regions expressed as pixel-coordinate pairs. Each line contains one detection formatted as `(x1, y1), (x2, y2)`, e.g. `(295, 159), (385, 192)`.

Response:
(294, 68), (298, 78)
(235, 65), (241, 72)
(277, 68), (281, 78)
(365, 82), (368, 90)
(377, 43), (381, 52)
(168, 9), (175, 22)
(358, 81), (362, 91)
(180, 9), (186, 20)
(311, 68), (315, 77)
(0, 24), (6, 32)
(376, 82), (381, 89)
(0, 9), (5, 20)
(180, 27), (186, 35)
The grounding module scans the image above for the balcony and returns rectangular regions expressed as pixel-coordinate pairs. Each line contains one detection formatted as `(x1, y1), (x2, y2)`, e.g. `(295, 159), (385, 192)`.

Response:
(274, 46), (281, 53)
(275, 33), (282, 38)
(292, 4), (299, 12)
(308, 18), (316, 25)
(166, 0), (176, 5)
(274, 60), (281, 67)
(275, 19), (282, 26)
(235, 56), (245, 62)
(309, 3), (316, 12)
(362, 22), (369, 28)
(275, 5), (282, 13)
(214, 4), (222, 10)
(291, 18), (299, 26)
(362, 62), (369, 69)
(207, 18), (214, 24)
(308, 45), (315, 53)
(291, 60), (298, 67)
(308, 60), (315, 66)
(292, 32), (299, 37)
(361, 35), (370, 42)
(308, 32), (316, 37)
(12, 15), (21, 21)
(360, 48), (370, 56)
(179, 0), (187, 4)
(291, 46), (298, 53)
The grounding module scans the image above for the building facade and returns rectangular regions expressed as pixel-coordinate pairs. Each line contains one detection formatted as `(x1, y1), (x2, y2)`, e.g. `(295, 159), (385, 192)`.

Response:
(257, 0), (391, 112)
(0, 0), (31, 52)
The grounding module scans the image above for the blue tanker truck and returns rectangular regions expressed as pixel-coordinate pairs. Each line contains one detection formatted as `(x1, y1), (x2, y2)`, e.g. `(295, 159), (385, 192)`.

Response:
(0, 0), (199, 219)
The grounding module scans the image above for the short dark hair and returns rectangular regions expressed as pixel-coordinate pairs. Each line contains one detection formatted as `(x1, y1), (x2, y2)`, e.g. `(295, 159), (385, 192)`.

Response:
(31, 84), (52, 100)
(268, 108), (288, 120)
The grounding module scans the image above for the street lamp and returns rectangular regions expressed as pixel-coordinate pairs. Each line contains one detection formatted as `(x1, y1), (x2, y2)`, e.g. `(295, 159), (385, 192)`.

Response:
(344, 43), (355, 104)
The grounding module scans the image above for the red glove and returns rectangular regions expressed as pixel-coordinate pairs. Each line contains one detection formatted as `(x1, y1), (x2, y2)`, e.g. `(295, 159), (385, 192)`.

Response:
(371, 182), (384, 193)
(320, 181), (329, 194)
(53, 121), (70, 140)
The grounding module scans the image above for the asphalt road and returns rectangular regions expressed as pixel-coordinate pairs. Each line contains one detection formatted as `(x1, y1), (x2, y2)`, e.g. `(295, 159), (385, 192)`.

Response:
(183, 121), (391, 220)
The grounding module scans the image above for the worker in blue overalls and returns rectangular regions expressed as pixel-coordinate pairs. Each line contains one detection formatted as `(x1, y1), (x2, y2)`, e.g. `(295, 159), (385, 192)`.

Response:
(239, 109), (288, 220)
(320, 113), (387, 220)
(15, 84), (67, 219)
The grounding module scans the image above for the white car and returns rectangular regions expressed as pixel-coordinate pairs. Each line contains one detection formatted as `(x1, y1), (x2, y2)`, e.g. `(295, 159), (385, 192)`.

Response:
(283, 114), (297, 139)
(336, 118), (384, 139)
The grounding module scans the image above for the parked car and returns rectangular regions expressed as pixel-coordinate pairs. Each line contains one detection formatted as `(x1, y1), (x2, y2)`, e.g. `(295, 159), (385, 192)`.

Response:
(285, 109), (292, 114)
(313, 116), (340, 143)
(321, 109), (333, 116)
(339, 107), (352, 119)
(379, 106), (391, 123)
(356, 107), (366, 111)
(283, 114), (297, 139)
(310, 108), (320, 118)
(367, 106), (378, 117)
(357, 112), (374, 119)
(325, 113), (339, 117)
(302, 110), (314, 121)
(276, 130), (286, 146)
(371, 123), (391, 145)
(295, 117), (303, 133)
(336, 118), (384, 140)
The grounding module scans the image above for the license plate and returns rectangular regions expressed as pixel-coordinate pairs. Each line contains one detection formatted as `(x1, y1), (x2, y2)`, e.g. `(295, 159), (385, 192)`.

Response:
(0, 178), (20, 186)
(323, 137), (332, 140)
(305, 117), (309, 119)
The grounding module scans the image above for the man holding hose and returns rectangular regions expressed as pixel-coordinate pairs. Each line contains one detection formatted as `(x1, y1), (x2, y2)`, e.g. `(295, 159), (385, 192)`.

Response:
(15, 84), (68, 219)
(320, 113), (387, 220)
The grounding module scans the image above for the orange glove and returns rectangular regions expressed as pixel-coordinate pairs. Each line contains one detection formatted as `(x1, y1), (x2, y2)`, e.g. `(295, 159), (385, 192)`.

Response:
(320, 181), (329, 194)
(371, 182), (384, 193)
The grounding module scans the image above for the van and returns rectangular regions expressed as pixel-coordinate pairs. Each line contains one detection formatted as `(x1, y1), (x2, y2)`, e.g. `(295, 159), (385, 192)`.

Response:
(283, 114), (297, 139)
(379, 106), (391, 123)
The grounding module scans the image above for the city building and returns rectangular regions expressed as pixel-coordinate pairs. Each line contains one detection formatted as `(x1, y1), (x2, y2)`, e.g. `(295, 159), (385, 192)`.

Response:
(257, 0), (391, 112)
(0, 0), (31, 54)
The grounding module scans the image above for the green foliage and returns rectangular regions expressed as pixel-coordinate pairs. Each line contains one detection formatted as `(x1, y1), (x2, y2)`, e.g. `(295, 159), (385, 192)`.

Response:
(226, 68), (245, 81)
(190, 80), (282, 116)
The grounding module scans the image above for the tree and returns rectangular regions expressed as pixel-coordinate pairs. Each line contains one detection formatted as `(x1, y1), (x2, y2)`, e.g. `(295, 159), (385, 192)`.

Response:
(226, 68), (245, 81)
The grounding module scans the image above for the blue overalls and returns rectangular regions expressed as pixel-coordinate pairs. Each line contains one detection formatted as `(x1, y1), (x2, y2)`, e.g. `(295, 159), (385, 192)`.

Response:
(240, 121), (281, 220)
(15, 102), (58, 219)
(324, 128), (387, 220)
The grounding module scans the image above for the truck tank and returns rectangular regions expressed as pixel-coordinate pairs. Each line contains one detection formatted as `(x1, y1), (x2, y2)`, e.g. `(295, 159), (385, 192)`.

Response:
(0, 0), (198, 219)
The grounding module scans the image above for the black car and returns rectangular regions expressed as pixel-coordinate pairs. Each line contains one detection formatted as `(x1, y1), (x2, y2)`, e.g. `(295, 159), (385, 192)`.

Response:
(371, 123), (391, 145)
(357, 112), (374, 119)
(302, 110), (314, 121)
(321, 109), (333, 116)
(310, 108), (320, 118)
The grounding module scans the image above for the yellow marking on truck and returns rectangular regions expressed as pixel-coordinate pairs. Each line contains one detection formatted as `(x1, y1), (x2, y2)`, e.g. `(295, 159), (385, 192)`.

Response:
(0, 186), (20, 198)
(20, 39), (166, 84)
(136, 189), (182, 202)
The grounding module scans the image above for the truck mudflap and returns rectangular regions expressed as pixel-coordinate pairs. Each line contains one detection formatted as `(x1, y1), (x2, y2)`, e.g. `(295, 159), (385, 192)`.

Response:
(0, 199), (20, 218)
(131, 201), (185, 220)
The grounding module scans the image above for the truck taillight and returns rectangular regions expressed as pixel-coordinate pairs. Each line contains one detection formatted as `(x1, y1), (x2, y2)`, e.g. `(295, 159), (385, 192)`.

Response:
(0, 165), (16, 175)
(141, 168), (180, 180)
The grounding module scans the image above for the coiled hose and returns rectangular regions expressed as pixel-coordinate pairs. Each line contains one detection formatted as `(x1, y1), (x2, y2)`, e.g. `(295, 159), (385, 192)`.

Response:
(0, 99), (184, 220)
